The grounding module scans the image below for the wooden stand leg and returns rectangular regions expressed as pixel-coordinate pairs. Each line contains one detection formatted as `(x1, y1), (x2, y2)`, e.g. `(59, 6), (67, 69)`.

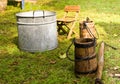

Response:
(95, 42), (104, 84)
(57, 22), (68, 34)
(17, 1), (21, 7)
(67, 22), (76, 39)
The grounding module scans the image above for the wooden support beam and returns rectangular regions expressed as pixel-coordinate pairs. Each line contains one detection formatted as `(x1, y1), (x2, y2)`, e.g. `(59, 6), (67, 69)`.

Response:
(95, 42), (104, 84)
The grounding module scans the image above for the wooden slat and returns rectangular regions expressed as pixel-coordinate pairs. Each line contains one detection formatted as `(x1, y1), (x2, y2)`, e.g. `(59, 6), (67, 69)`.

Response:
(64, 5), (80, 12)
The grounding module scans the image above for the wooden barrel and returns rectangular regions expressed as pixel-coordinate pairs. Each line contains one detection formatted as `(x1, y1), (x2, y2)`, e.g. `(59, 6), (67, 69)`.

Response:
(80, 20), (96, 38)
(74, 38), (97, 77)
(0, 0), (7, 11)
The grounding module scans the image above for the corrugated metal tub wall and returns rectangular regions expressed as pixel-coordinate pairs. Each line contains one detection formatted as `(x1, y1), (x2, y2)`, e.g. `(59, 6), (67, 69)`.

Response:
(16, 10), (58, 52)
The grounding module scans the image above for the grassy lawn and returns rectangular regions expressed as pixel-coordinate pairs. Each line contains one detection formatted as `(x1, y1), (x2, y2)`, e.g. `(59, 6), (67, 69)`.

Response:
(0, 0), (120, 84)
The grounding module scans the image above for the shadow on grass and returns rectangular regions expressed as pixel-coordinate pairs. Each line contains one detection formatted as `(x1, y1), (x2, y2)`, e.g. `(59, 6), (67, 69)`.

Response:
(7, 1), (20, 7)
(13, 36), (18, 47)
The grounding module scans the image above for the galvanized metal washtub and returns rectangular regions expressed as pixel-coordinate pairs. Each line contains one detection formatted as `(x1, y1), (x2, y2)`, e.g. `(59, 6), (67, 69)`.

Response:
(16, 10), (58, 52)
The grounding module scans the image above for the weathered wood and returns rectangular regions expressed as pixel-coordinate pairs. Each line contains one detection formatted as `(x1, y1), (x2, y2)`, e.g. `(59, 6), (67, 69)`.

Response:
(64, 5), (80, 12)
(80, 18), (96, 38)
(57, 5), (80, 39)
(114, 74), (120, 77)
(0, 0), (7, 11)
(96, 42), (104, 79)
(74, 38), (97, 77)
(95, 42), (104, 84)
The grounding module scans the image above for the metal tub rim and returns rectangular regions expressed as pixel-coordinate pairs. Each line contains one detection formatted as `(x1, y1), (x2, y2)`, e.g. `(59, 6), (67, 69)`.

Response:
(16, 10), (56, 18)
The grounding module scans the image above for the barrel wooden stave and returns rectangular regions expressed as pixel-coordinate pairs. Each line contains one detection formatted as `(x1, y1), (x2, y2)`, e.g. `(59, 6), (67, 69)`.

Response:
(80, 21), (96, 38)
(75, 60), (97, 73)
(74, 38), (97, 76)
(75, 55), (97, 73)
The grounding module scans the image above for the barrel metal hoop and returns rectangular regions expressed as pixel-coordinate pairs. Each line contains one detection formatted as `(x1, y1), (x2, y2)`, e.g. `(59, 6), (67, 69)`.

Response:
(75, 53), (96, 61)
(74, 39), (96, 48)
(75, 67), (97, 74)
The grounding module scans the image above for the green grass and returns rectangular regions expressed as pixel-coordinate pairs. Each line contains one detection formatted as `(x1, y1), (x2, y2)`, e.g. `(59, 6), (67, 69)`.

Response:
(0, 0), (120, 84)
